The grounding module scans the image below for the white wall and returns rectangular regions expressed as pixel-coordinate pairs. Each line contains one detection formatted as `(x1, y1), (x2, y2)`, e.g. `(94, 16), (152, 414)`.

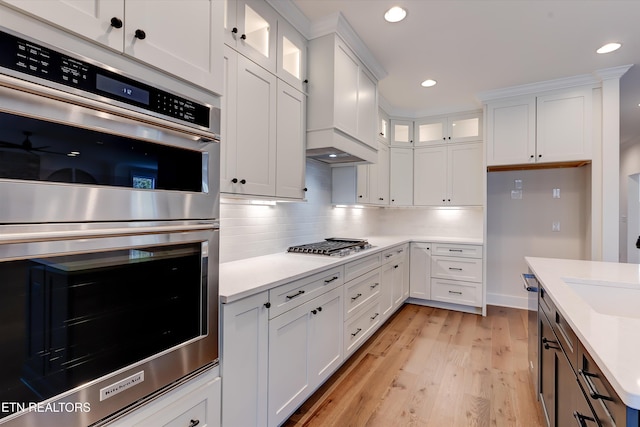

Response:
(486, 167), (590, 309)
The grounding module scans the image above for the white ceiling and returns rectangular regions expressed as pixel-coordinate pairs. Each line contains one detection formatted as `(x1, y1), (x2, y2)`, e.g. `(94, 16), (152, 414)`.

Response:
(290, 0), (640, 145)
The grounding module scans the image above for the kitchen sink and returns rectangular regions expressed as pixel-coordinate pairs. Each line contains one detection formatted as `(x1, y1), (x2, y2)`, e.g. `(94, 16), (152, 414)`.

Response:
(563, 277), (640, 319)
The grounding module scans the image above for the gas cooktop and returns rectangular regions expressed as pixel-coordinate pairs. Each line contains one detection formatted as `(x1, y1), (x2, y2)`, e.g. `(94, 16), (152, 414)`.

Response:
(287, 238), (372, 257)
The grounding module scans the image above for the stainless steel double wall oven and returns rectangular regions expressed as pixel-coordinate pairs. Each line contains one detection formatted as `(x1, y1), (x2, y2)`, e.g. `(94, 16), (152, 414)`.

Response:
(0, 27), (220, 427)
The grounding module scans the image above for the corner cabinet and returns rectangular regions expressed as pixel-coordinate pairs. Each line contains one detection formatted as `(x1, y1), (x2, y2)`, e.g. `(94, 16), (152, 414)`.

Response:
(1, 0), (224, 94)
(409, 242), (484, 314)
(486, 87), (593, 166)
(414, 142), (483, 206)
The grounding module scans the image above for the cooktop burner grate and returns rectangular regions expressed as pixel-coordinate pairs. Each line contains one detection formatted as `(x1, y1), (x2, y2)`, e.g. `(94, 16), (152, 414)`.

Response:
(287, 238), (371, 256)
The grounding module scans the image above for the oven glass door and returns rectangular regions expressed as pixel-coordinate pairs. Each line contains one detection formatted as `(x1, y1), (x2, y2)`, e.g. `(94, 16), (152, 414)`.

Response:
(0, 111), (203, 191)
(0, 241), (207, 419)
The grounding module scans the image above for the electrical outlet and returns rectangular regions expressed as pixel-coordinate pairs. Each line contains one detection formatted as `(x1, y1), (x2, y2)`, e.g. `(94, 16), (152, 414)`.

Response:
(552, 221), (560, 232)
(553, 188), (560, 199)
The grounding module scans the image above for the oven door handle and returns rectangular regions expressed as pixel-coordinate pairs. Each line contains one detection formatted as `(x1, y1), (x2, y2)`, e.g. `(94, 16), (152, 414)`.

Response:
(0, 222), (219, 244)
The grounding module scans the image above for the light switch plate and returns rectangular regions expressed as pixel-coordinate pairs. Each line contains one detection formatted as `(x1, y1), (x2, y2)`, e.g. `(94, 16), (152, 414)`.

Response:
(553, 188), (560, 198)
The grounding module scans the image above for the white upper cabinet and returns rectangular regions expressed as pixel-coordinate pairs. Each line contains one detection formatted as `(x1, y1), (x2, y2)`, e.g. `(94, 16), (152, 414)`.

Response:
(536, 88), (592, 163)
(225, 0), (278, 72)
(415, 112), (482, 146)
(485, 97), (536, 166)
(276, 18), (307, 92)
(276, 81), (306, 199)
(390, 120), (414, 147)
(486, 87), (593, 166)
(389, 147), (413, 206)
(414, 142), (483, 206)
(2, 0), (224, 94)
(222, 47), (277, 197)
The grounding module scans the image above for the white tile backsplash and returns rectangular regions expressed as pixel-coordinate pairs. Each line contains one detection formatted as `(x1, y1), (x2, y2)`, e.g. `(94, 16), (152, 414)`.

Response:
(220, 159), (484, 263)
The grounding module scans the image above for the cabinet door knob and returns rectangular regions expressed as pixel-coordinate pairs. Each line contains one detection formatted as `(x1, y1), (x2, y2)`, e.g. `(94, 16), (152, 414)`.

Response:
(241, 34), (247, 40)
(379, 197), (384, 201)
(231, 178), (238, 183)
(311, 309), (317, 315)
(317, 306), (322, 312)
(110, 17), (123, 29)
(538, 154), (542, 158)
(240, 179), (246, 184)
(303, 79), (309, 84)
(264, 302), (271, 308)
(231, 27), (238, 34)
(303, 187), (308, 192)
(188, 419), (200, 427)
(530, 155), (534, 158)
(134, 29), (146, 40)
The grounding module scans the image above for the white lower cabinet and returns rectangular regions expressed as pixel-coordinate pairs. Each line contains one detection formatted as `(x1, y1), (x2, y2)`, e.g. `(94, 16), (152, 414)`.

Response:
(268, 286), (343, 427)
(409, 243), (431, 299)
(109, 367), (221, 427)
(409, 242), (484, 311)
(221, 291), (269, 427)
(344, 297), (382, 357)
(379, 244), (409, 320)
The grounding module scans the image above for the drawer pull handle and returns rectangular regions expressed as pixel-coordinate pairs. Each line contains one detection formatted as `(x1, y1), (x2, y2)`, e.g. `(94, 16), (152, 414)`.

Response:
(579, 369), (614, 401)
(542, 337), (560, 350)
(397, 249), (404, 254)
(324, 276), (339, 284)
(449, 249), (463, 252)
(189, 420), (200, 427)
(573, 411), (596, 426)
(370, 282), (379, 289)
(351, 328), (362, 337)
(370, 312), (379, 320)
(394, 264), (399, 269)
(385, 254), (393, 258)
(286, 290), (305, 300)
(351, 293), (362, 301)
(448, 267), (463, 271)
(448, 290), (463, 295)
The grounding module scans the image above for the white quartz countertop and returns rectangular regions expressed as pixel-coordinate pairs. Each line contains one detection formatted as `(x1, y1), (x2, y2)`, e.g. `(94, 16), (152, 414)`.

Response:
(525, 257), (640, 409)
(220, 235), (482, 303)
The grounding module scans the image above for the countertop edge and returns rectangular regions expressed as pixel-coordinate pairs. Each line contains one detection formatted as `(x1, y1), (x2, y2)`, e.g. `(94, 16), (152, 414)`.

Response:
(220, 236), (482, 304)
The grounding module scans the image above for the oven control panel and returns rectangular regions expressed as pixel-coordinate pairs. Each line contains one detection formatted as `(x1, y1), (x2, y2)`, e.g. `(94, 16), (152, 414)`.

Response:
(0, 29), (210, 128)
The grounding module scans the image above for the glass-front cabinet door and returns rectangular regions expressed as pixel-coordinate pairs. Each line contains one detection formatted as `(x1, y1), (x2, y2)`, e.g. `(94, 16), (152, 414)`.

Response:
(390, 120), (414, 147)
(224, 0), (277, 72)
(449, 112), (481, 143)
(415, 117), (446, 146)
(277, 18), (307, 91)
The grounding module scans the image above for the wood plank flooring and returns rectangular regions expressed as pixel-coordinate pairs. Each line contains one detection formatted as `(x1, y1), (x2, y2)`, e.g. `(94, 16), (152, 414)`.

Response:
(283, 304), (545, 427)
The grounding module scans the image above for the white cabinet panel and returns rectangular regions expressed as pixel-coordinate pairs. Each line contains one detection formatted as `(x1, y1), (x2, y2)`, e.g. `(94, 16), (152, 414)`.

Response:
(409, 243), (431, 299)
(276, 81), (306, 199)
(448, 142), (484, 206)
(390, 147), (413, 206)
(486, 97), (536, 166)
(221, 292), (269, 427)
(334, 41), (359, 137)
(357, 68), (377, 147)
(414, 145), (447, 205)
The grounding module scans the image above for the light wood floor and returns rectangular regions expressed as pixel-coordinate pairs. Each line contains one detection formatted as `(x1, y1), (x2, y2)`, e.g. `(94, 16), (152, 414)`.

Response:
(284, 304), (546, 427)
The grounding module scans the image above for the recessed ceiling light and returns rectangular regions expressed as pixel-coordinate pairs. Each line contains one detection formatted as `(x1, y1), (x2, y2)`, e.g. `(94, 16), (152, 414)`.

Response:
(384, 6), (407, 23)
(329, 153), (337, 158)
(596, 42), (622, 54)
(421, 79), (437, 87)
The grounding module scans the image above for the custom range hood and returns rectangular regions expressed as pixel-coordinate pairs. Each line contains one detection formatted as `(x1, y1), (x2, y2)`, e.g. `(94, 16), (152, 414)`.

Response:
(306, 128), (378, 164)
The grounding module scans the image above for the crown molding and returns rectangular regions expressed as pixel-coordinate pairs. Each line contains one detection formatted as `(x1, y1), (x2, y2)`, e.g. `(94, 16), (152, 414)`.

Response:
(593, 64), (633, 81)
(308, 11), (388, 81)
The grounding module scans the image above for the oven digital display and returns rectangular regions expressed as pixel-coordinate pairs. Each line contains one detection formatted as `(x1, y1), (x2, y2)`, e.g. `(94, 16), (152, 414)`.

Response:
(0, 30), (210, 128)
(96, 73), (150, 105)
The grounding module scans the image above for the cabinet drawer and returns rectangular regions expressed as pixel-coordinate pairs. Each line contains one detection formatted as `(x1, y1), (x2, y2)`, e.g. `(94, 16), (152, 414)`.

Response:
(554, 309), (577, 366)
(431, 256), (482, 282)
(344, 252), (382, 282)
(431, 243), (482, 258)
(381, 244), (408, 265)
(431, 278), (482, 307)
(577, 343), (626, 427)
(344, 267), (381, 319)
(134, 374), (221, 427)
(344, 297), (381, 357)
(269, 267), (344, 319)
